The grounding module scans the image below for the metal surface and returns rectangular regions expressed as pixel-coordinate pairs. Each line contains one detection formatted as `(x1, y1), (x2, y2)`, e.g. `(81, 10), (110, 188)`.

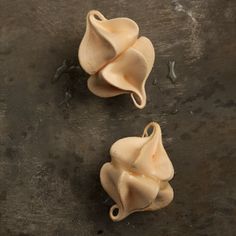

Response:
(0, 0), (235, 235)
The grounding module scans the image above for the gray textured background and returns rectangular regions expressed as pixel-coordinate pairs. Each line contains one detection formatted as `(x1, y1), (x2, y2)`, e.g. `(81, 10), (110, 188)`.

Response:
(0, 0), (236, 235)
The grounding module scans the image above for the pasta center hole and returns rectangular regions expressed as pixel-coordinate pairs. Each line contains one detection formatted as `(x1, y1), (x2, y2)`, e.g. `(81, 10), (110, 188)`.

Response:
(94, 14), (102, 21)
(112, 207), (119, 217)
(146, 126), (153, 136)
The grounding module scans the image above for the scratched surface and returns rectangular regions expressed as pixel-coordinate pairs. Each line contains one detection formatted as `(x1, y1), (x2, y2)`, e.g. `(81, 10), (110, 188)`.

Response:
(0, 0), (236, 235)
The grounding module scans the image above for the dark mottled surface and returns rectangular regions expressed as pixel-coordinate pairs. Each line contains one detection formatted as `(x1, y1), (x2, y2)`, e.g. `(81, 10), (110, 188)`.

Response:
(0, 0), (236, 235)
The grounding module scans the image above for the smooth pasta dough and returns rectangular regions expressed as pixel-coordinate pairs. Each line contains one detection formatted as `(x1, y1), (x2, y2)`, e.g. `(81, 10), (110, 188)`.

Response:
(79, 10), (155, 109)
(100, 122), (174, 221)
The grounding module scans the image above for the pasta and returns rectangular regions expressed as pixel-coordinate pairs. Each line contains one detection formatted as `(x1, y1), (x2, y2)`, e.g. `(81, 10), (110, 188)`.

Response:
(79, 10), (155, 109)
(100, 122), (174, 221)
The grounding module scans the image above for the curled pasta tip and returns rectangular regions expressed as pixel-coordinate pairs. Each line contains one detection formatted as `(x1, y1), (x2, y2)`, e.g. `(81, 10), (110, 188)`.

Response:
(142, 122), (160, 137)
(88, 10), (106, 22)
(78, 10), (155, 109)
(131, 91), (146, 109)
(100, 122), (174, 221)
(109, 205), (123, 222)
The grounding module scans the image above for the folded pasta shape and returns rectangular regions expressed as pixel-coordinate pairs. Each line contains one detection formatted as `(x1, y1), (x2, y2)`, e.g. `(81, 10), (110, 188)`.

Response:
(100, 122), (174, 221)
(78, 10), (155, 109)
